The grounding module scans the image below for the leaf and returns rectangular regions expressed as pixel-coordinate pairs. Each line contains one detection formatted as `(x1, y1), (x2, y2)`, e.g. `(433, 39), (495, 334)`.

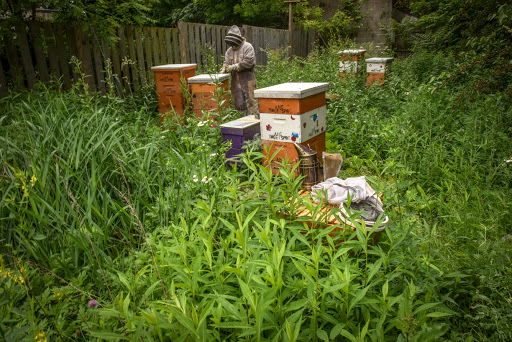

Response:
(382, 280), (389, 302)
(143, 280), (161, 301)
(330, 323), (345, 339)
(317, 329), (329, 341)
(348, 285), (370, 314)
(426, 311), (454, 318)
(238, 277), (256, 310)
(291, 259), (315, 286)
(141, 309), (158, 325)
(339, 328), (358, 342)
(366, 258), (383, 284)
(413, 302), (440, 316)
(88, 331), (128, 340)
(360, 318), (370, 340)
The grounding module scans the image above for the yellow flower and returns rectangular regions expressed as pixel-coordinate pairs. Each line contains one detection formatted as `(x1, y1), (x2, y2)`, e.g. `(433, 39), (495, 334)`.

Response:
(30, 174), (37, 187)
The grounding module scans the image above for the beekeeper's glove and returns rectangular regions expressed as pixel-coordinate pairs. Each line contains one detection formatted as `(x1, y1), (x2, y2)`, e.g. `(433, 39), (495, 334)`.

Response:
(226, 64), (240, 73)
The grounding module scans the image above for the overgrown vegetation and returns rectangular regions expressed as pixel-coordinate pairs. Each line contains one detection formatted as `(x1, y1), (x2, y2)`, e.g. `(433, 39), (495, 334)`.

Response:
(1, 37), (512, 342)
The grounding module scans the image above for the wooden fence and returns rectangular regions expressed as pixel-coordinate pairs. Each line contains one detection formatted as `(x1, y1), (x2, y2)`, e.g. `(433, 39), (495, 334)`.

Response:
(0, 21), (316, 96)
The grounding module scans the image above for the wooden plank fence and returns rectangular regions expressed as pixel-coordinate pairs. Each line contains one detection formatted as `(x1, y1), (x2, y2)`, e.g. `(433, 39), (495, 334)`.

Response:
(0, 21), (316, 96)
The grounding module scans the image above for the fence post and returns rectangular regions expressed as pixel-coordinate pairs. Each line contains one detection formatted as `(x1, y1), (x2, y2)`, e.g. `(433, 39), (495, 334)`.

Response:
(178, 21), (187, 63)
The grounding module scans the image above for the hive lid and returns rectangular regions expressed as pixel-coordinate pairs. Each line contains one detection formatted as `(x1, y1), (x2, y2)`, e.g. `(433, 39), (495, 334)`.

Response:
(338, 49), (366, 55)
(254, 82), (329, 99)
(151, 64), (197, 70)
(365, 57), (394, 63)
(220, 115), (260, 129)
(188, 73), (230, 83)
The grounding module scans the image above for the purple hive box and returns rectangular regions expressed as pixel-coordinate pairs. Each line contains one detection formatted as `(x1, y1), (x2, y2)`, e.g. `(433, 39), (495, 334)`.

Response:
(220, 116), (260, 163)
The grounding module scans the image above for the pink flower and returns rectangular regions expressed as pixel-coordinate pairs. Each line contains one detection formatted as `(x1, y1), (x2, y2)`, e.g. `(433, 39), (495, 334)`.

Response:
(88, 299), (99, 308)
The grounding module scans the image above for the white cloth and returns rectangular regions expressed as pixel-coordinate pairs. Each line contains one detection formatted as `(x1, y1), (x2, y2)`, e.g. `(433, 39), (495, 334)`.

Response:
(310, 176), (369, 205)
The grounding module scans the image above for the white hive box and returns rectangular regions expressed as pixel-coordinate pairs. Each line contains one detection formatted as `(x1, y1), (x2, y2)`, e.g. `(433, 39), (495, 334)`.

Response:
(260, 106), (326, 143)
(339, 49), (367, 73)
(365, 57), (394, 73)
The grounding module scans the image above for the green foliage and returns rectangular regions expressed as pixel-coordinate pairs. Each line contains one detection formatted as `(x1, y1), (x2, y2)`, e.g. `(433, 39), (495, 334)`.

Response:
(295, 0), (362, 43)
(2, 39), (512, 341)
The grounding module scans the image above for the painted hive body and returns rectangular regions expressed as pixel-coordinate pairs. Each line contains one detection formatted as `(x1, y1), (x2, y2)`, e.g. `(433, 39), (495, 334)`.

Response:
(365, 57), (394, 85)
(187, 74), (230, 122)
(151, 64), (197, 123)
(339, 49), (366, 77)
(255, 82), (329, 169)
(220, 116), (261, 163)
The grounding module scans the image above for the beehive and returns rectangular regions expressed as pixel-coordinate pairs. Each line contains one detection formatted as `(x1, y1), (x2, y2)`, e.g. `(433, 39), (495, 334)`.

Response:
(220, 115), (260, 164)
(187, 73), (230, 121)
(365, 57), (394, 85)
(255, 82), (329, 168)
(151, 64), (197, 123)
(338, 49), (366, 77)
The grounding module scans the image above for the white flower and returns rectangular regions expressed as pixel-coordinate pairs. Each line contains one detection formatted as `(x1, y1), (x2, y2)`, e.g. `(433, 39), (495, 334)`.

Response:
(210, 153), (217, 157)
(202, 143), (205, 147)
(355, 119), (359, 122)
(197, 121), (205, 127)
(193, 177), (198, 182)
(371, 134), (378, 138)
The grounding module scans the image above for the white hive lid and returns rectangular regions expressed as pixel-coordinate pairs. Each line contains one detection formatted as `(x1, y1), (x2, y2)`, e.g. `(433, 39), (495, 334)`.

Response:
(151, 64), (197, 70)
(365, 57), (394, 63)
(254, 82), (329, 99)
(220, 115), (259, 129)
(187, 73), (230, 83)
(339, 49), (366, 55)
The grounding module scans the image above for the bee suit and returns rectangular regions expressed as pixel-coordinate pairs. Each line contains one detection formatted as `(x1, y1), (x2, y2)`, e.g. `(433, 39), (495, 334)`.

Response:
(220, 25), (259, 116)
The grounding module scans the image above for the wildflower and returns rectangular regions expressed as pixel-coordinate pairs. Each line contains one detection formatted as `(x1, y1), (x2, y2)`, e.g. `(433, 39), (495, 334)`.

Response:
(35, 331), (46, 342)
(193, 175), (198, 182)
(197, 121), (205, 127)
(210, 153), (217, 157)
(355, 119), (359, 122)
(88, 299), (99, 308)
(371, 134), (378, 138)
(30, 174), (37, 187)
(402, 129), (406, 134)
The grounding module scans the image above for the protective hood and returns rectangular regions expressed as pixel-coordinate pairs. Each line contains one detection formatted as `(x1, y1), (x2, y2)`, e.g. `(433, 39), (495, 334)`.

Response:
(225, 25), (244, 47)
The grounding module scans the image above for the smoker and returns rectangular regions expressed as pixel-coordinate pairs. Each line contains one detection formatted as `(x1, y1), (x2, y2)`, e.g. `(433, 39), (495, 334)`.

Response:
(293, 143), (321, 190)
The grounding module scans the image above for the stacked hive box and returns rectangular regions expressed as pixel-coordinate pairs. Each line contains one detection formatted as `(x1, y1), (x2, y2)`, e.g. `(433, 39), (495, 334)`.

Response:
(151, 64), (197, 122)
(220, 115), (260, 164)
(255, 82), (329, 171)
(339, 49), (366, 78)
(187, 74), (230, 121)
(365, 57), (394, 85)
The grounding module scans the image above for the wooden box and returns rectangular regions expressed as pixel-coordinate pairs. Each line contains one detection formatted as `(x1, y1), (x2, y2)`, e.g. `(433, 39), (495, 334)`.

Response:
(365, 57), (394, 85)
(255, 82), (329, 115)
(255, 82), (328, 169)
(188, 74), (230, 120)
(339, 49), (366, 77)
(262, 132), (326, 168)
(151, 64), (197, 122)
(220, 115), (260, 163)
(259, 106), (326, 143)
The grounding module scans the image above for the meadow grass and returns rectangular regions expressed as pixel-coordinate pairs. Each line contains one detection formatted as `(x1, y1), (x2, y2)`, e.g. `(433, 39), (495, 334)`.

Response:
(1, 44), (511, 341)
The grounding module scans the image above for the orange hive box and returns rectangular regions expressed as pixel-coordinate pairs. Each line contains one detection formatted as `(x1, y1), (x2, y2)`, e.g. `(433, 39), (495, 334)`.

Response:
(339, 49), (366, 78)
(365, 58), (394, 85)
(151, 64), (197, 123)
(255, 82), (329, 173)
(187, 73), (230, 122)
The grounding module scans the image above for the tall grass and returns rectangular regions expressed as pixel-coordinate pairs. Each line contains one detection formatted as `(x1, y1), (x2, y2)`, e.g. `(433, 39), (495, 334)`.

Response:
(1, 44), (512, 341)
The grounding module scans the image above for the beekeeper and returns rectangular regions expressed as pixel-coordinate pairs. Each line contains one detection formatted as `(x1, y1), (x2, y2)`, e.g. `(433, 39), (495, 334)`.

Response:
(220, 25), (259, 117)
